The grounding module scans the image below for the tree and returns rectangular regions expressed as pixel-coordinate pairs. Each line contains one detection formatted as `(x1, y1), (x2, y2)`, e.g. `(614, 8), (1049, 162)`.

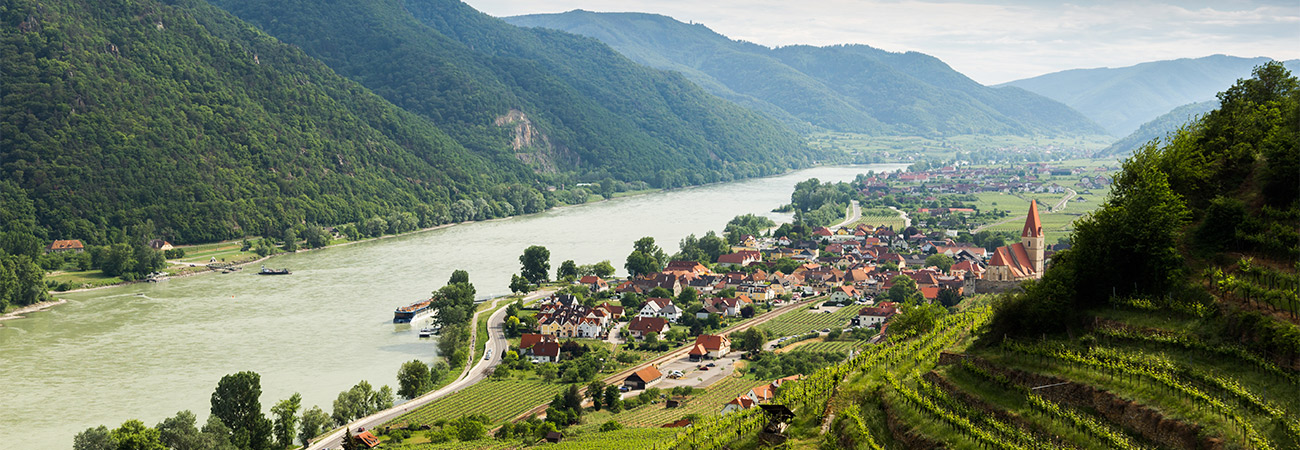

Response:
(600, 420), (623, 432)
(157, 410), (231, 450)
(397, 360), (433, 399)
(557, 260), (578, 280)
(455, 417), (486, 441)
(520, 245), (551, 284)
(620, 292), (645, 313)
(509, 274), (531, 294)
(270, 393), (302, 449)
(302, 225), (330, 249)
(924, 254), (955, 272)
(298, 406), (330, 447)
(740, 305), (756, 318)
(625, 237), (666, 277)
(448, 269), (470, 286)
(504, 315), (523, 338)
(592, 260), (616, 278)
(282, 228), (298, 252)
(603, 384), (623, 413)
(936, 288), (962, 308)
(111, 420), (165, 450)
(888, 276), (923, 305)
(74, 426), (116, 450)
(210, 371), (272, 450)
(675, 287), (698, 307)
(890, 303), (948, 337)
(588, 380), (606, 410)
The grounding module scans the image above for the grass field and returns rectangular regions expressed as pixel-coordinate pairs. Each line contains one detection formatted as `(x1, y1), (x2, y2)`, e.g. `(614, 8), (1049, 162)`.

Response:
(756, 303), (860, 337)
(846, 207), (907, 230)
(387, 377), (567, 428)
(45, 269), (123, 289)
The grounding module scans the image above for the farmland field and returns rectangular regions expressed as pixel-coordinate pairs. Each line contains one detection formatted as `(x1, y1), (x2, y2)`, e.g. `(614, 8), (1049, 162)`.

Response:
(387, 378), (567, 427)
(582, 375), (760, 429)
(756, 304), (860, 337)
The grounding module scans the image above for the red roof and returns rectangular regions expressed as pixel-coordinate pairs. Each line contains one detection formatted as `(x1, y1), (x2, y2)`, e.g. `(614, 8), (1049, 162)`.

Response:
(355, 431), (380, 448)
(1022, 201), (1043, 238)
(48, 239), (84, 250)
(628, 316), (668, 334)
(692, 334), (730, 352)
(533, 341), (561, 359)
(628, 365), (662, 383)
(519, 333), (555, 350)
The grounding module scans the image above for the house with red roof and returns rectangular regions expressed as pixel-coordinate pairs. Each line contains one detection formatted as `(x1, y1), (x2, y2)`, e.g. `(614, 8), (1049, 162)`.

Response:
(623, 365), (662, 390)
(46, 239), (85, 253)
(518, 333), (558, 355)
(721, 395), (756, 415)
(688, 334), (731, 361)
(578, 275), (609, 292)
(716, 250), (762, 269)
(626, 316), (669, 340)
(532, 341), (562, 363)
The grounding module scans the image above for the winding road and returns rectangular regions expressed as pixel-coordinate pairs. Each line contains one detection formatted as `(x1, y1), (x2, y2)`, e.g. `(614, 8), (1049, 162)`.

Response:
(306, 288), (554, 450)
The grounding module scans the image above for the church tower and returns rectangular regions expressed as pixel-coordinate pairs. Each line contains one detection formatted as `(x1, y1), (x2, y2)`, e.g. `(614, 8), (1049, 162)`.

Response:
(1021, 200), (1045, 276)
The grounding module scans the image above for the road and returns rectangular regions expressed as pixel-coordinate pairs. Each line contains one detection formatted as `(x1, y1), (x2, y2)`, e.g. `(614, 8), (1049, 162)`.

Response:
(832, 200), (862, 228)
(889, 206), (911, 227)
(306, 288), (554, 450)
(507, 295), (823, 424)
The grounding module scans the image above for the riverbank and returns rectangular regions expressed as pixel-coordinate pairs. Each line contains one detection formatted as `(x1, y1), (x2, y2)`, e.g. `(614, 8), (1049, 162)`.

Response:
(0, 299), (68, 327)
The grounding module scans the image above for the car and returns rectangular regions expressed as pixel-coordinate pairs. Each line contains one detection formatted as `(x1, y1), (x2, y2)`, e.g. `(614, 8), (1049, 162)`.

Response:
(699, 366), (709, 371)
(619, 385), (631, 392)
(484, 352), (491, 360)
(706, 363), (716, 367)
(822, 328), (831, 333)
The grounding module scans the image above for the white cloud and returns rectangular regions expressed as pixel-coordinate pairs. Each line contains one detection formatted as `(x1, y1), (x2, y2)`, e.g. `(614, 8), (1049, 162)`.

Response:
(465, 0), (1300, 84)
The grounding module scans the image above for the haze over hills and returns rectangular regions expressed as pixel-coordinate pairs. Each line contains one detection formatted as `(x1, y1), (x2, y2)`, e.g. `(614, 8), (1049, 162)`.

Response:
(504, 10), (1106, 137)
(1099, 100), (1219, 156)
(1001, 55), (1300, 136)
(0, 0), (818, 244)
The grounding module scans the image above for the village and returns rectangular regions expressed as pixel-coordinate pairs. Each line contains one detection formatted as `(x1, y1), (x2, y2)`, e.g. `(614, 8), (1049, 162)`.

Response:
(498, 200), (1051, 421)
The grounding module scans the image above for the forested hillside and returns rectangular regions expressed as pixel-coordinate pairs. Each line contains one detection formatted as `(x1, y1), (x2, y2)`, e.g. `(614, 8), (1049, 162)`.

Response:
(1099, 100), (1218, 156)
(505, 11), (1105, 137)
(0, 0), (546, 247)
(206, 0), (815, 189)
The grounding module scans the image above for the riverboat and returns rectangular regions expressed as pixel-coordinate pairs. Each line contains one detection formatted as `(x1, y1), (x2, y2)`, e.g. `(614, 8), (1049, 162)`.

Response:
(393, 299), (434, 323)
(256, 265), (291, 275)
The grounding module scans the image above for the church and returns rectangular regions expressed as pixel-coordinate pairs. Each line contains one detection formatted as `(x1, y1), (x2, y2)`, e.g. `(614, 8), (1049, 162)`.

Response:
(985, 201), (1045, 281)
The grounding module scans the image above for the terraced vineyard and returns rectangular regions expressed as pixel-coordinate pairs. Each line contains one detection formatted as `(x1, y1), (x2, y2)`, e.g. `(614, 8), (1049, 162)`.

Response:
(787, 339), (859, 354)
(545, 427), (681, 449)
(612, 375), (758, 427)
(755, 304), (860, 337)
(387, 378), (567, 427)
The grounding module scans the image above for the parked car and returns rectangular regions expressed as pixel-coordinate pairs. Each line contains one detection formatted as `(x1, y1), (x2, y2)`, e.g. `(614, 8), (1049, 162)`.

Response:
(700, 366), (709, 371)
(619, 386), (631, 392)
(822, 328), (831, 332)
(706, 363), (716, 367)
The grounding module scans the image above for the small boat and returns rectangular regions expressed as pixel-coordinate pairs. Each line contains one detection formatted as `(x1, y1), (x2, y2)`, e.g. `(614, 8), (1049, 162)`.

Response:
(418, 328), (435, 338)
(257, 265), (291, 275)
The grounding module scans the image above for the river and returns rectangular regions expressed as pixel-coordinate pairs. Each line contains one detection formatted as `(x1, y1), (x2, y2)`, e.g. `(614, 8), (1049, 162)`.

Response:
(0, 164), (905, 449)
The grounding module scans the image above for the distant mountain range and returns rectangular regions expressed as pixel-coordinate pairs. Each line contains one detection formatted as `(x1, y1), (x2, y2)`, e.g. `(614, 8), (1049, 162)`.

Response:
(506, 10), (1105, 137)
(1001, 55), (1300, 136)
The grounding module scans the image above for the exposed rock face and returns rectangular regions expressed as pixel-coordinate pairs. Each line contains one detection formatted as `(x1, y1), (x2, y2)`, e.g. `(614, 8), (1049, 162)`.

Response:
(494, 109), (577, 174)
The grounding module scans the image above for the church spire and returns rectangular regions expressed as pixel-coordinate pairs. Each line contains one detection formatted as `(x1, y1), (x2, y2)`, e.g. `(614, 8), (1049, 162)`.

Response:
(1022, 200), (1043, 238)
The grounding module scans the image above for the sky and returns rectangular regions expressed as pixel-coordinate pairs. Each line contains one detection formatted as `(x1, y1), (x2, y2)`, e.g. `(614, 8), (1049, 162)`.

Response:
(463, 0), (1300, 85)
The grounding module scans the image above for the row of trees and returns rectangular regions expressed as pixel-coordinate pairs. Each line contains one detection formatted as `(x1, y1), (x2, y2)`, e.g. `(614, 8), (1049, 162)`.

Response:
(75, 371), (396, 450)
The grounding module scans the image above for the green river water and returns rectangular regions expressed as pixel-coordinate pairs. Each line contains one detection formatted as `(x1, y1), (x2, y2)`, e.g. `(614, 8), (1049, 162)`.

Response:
(0, 164), (905, 449)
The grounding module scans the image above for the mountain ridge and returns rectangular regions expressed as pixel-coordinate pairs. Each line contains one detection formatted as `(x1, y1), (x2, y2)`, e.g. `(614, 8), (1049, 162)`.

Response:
(1001, 54), (1300, 135)
(505, 10), (1106, 137)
